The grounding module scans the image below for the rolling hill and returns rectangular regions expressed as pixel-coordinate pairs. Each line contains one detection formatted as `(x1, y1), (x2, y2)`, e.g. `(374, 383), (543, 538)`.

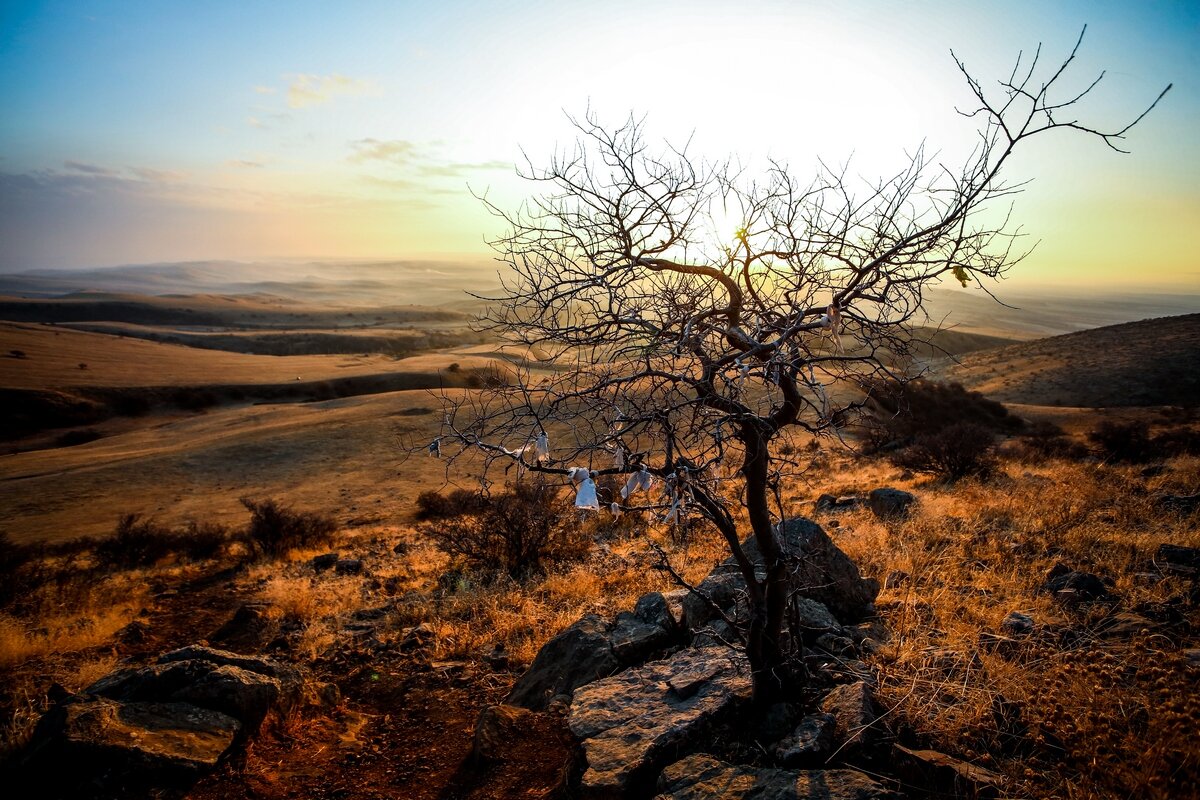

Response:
(934, 312), (1200, 407)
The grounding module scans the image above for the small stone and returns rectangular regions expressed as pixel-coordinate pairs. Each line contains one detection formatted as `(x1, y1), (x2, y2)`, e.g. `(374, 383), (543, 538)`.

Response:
(893, 744), (1004, 798)
(772, 712), (837, 766)
(999, 612), (1035, 636)
(310, 552), (338, 572)
(334, 558), (364, 576)
(400, 623), (436, 650)
(473, 704), (534, 762)
(883, 570), (909, 589)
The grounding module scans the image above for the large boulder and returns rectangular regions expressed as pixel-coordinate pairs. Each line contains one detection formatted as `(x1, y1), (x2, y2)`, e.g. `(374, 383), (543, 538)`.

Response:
(86, 645), (304, 731)
(569, 646), (751, 796)
(656, 753), (900, 799)
(507, 596), (687, 711)
(820, 681), (878, 755)
(25, 697), (240, 778)
(727, 519), (879, 622)
(505, 614), (622, 711)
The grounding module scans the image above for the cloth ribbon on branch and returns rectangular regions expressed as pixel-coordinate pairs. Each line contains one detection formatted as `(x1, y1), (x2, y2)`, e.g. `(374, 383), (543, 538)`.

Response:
(427, 439), (441, 458)
(567, 466), (590, 486)
(610, 502), (622, 518)
(575, 472), (599, 510)
(820, 304), (844, 354)
(534, 432), (550, 463)
(620, 465), (654, 500)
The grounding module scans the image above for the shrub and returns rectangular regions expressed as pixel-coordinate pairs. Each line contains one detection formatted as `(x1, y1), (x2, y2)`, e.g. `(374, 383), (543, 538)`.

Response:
(414, 488), (489, 520)
(419, 479), (590, 579)
(94, 514), (178, 569)
(180, 520), (231, 561)
(1152, 425), (1200, 457)
(240, 497), (337, 558)
(1088, 420), (1154, 463)
(1008, 419), (1089, 462)
(860, 378), (1021, 450)
(892, 421), (997, 480)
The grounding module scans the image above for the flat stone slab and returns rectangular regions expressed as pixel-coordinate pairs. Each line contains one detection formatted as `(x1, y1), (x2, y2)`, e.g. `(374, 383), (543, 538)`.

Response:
(656, 754), (901, 799)
(54, 697), (240, 774)
(569, 646), (752, 796)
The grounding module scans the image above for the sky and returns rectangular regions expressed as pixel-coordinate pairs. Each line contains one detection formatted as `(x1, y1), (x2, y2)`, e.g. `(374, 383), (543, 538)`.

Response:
(0, 0), (1197, 290)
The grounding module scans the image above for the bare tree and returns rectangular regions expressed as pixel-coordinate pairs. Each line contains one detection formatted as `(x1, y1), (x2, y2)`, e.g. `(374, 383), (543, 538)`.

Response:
(420, 29), (1167, 703)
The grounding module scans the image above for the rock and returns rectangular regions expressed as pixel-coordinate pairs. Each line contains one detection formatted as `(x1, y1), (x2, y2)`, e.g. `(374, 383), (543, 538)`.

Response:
(792, 598), (843, 639)
(999, 612), (1035, 636)
(609, 591), (686, 665)
(815, 494), (861, 513)
(1155, 543), (1200, 575)
(772, 713), (837, 766)
(209, 603), (275, 652)
(867, 488), (915, 520)
(1095, 612), (1158, 639)
(656, 754), (900, 799)
(27, 697), (240, 777)
(483, 642), (510, 670)
(681, 573), (745, 633)
(819, 681), (877, 753)
(883, 570), (909, 589)
(506, 614), (621, 711)
(731, 519), (879, 622)
(568, 646), (751, 796)
(1157, 494), (1200, 515)
(400, 622), (436, 650)
(758, 703), (802, 744)
(473, 704), (535, 762)
(1039, 569), (1118, 604)
(311, 552), (338, 572)
(815, 634), (856, 657)
(117, 619), (151, 645)
(893, 744), (1004, 798)
(87, 646), (303, 731)
(335, 557), (364, 575)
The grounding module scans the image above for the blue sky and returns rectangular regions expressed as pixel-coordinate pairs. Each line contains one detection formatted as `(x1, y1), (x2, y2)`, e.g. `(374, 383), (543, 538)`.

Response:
(0, 0), (1197, 288)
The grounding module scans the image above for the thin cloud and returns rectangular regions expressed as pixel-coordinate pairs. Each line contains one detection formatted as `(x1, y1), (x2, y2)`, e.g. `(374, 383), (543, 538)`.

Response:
(64, 160), (118, 176)
(253, 85), (276, 95)
(287, 73), (376, 109)
(226, 159), (266, 169)
(348, 138), (419, 165)
(417, 160), (511, 178)
(129, 167), (187, 183)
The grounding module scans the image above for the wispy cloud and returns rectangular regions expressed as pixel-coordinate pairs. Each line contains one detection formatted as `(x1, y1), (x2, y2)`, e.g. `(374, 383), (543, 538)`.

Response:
(129, 166), (187, 183)
(253, 85), (276, 95)
(63, 160), (118, 176)
(287, 73), (376, 109)
(348, 139), (511, 179)
(226, 159), (266, 169)
(348, 138), (419, 165)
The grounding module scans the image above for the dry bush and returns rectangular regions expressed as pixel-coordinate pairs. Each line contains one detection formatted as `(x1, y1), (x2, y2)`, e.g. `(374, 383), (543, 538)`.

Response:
(241, 497), (338, 558)
(94, 514), (178, 569)
(892, 421), (997, 480)
(1088, 419), (1155, 463)
(414, 488), (488, 520)
(419, 479), (591, 579)
(860, 378), (1022, 450)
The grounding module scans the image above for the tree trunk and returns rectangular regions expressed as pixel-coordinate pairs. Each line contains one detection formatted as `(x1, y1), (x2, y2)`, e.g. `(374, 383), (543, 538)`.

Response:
(741, 423), (788, 705)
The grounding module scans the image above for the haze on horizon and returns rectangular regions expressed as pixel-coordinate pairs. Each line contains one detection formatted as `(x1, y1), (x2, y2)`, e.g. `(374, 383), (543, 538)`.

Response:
(1, 0), (1197, 292)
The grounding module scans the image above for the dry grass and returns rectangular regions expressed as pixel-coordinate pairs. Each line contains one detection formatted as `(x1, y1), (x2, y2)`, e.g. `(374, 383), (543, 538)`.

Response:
(823, 452), (1200, 799)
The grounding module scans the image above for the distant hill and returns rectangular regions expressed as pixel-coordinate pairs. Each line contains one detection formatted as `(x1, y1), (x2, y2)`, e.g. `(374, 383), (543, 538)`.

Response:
(935, 313), (1200, 407)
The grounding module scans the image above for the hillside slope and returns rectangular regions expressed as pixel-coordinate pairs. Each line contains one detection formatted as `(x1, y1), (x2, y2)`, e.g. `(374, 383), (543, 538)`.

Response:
(936, 312), (1200, 407)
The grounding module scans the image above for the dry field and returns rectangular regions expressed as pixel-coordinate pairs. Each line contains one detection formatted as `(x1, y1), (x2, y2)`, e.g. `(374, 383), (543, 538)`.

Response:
(1, 279), (1198, 798)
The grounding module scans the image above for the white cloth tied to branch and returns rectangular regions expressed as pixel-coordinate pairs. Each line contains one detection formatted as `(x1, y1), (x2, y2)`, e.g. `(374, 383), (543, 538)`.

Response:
(567, 466), (590, 485)
(820, 304), (844, 354)
(613, 446), (625, 470)
(427, 439), (441, 458)
(575, 475), (599, 510)
(534, 432), (550, 463)
(620, 465), (654, 499)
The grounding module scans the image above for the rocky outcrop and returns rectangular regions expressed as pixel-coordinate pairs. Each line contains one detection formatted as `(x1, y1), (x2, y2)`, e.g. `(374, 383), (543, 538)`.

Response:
(21, 645), (313, 793)
(656, 754), (900, 799)
(506, 593), (687, 711)
(819, 682), (877, 755)
(26, 697), (241, 778)
(569, 646), (751, 796)
(771, 713), (837, 766)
